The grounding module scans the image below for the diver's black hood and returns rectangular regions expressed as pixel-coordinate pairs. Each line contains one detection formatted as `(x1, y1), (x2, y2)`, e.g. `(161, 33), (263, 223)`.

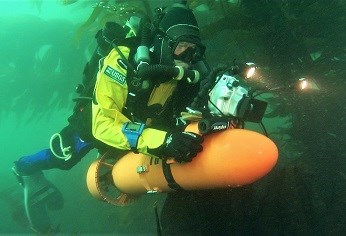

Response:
(152, 4), (203, 65)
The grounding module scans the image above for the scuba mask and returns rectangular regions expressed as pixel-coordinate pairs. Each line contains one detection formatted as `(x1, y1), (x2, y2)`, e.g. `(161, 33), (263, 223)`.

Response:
(172, 41), (205, 64)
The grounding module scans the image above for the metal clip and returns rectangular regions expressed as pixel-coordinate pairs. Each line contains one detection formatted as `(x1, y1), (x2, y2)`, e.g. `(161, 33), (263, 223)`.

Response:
(137, 165), (148, 173)
(147, 190), (158, 194)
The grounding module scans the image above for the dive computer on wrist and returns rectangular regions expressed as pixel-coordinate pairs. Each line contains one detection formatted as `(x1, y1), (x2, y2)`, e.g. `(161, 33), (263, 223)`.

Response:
(122, 122), (145, 152)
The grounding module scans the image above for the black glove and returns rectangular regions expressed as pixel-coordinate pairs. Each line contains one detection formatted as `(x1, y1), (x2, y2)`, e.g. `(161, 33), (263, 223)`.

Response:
(149, 132), (204, 163)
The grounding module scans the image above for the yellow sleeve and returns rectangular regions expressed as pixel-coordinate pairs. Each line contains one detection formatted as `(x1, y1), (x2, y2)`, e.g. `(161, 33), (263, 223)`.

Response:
(92, 47), (167, 156)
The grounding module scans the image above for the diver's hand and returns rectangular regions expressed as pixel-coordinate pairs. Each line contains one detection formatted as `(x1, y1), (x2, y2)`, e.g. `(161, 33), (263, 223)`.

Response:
(150, 131), (203, 163)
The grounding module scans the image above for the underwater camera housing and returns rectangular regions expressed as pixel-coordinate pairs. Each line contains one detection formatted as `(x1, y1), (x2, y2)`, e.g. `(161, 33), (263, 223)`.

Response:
(208, 74), (267, 123)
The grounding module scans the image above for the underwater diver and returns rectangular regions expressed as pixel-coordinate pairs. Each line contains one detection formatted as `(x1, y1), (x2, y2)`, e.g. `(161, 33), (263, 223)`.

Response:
(12, 2), (210, 234)
(91, 4), (207, 163)
(11, 20), (132, 233)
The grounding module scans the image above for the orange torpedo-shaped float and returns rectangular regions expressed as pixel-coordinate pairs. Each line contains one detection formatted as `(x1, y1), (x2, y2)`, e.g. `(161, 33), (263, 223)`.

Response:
(86, 122), (278, 205)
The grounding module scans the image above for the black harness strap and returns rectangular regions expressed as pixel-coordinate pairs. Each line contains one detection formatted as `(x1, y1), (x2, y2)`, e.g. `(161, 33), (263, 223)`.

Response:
(112, 43), (137, 75)
(162, 161), (184, 191)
